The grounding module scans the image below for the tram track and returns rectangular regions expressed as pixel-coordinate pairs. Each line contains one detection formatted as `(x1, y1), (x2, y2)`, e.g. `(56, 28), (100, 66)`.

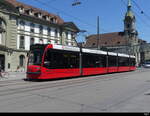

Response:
(0, 68), (147, 97)
(0, 69), (144, 87)
(0, 68), (140, 87)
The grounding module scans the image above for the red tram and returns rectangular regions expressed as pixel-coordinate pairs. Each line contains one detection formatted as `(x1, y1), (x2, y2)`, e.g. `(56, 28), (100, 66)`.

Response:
(27, 44), (136, 80)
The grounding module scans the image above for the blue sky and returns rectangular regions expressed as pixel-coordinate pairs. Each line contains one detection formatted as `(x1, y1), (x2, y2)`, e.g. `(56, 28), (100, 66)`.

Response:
(18, 0), (150, 43)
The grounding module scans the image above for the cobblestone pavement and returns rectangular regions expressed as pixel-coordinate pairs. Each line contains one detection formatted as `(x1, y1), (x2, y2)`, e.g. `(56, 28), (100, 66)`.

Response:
(0, 68), (150, 112)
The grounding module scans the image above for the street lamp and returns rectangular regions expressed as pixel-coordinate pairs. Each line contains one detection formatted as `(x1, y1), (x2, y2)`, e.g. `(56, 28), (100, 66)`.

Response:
(72, 0), (81, 6)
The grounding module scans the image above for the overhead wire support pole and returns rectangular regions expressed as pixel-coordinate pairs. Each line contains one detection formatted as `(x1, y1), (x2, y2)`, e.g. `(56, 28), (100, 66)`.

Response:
(97, 16), (100, 50)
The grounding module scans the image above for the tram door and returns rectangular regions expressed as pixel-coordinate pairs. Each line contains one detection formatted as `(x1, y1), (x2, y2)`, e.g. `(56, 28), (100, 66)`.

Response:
(0, 55), (5, 71)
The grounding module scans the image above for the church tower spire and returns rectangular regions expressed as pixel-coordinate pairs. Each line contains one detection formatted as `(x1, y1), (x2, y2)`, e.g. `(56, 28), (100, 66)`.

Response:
(125, 0), (135, 24)
(124, 0), (138, 42)
(128, 0), (131, 9)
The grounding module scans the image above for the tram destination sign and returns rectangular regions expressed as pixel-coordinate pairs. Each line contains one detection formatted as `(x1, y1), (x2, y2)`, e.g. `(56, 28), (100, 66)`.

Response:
(30, 44), (47, 50)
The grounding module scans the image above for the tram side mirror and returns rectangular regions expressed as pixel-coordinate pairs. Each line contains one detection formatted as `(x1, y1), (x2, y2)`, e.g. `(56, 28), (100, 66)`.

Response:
(44, 61), (50, 67)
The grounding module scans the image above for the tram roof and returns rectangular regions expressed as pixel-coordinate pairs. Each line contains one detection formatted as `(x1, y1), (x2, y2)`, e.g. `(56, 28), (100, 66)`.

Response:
(118, 53), (130, 58)
(82, 48), (107, 55)
(52, 44), (107, 55)
(49, 44), (135, 58)
(52, 44), (80, 52)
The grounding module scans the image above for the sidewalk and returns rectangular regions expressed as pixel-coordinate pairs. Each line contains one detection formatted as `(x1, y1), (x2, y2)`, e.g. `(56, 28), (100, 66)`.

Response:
(0, 72), (26, 81)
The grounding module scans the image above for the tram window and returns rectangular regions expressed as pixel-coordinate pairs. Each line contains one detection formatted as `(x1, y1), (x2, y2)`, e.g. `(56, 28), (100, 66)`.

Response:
(61, 52), (79, 68)
(83, 53), (95, 68)
(82, 53), (106, 68)
(44, 49), (79, 69)
(118, 57), (129, 66)
(108, 55), (117, 67)
(130, 58), (136, 66)
(100, 55), (107, 67)
(43, 50), (52, 68)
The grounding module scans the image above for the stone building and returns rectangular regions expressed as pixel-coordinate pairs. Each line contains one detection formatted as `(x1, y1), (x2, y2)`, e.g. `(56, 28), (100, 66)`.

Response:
(85, 0), (146, 66)
(0, 0), (79, 71)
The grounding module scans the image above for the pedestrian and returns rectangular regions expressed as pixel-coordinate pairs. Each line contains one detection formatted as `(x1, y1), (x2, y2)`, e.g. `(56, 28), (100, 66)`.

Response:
(16, 65), (20, 72)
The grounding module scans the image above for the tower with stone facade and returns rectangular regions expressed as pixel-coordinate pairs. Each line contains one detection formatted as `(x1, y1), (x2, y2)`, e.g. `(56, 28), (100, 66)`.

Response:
(124, 0), (138, 46)
(124, 0), (140, 65)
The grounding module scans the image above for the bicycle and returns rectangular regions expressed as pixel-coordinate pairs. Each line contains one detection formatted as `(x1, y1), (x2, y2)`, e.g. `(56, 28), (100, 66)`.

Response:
(0, 71), (9, 78)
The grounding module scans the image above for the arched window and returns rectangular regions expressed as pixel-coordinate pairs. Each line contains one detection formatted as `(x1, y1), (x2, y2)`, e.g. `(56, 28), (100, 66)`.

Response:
(19, 55), (25, 67)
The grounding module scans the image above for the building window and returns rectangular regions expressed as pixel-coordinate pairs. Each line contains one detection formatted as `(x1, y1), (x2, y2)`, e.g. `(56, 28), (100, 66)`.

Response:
(39, 25), (43, 34)
(50, 18), (56, 23)
(0, 20), (5, 44)
(30, 38), (34, 45)
(0, 33), (2, 44)
(127, 24), (130, 28)
(66, 32), (68, 39)
(35, 12), (42, 18)
(55, 29), (58, 38)
(47, 28), (51, 36)
(92, 43), (96, 46)
(71, 33), (75, 40)
(117, 41), (120, 44)
(17, 6), (24, 13)
(28, 9), (34, 16)
(20, 36), (25, 49)
(20, 20), (25, 30)
(19, 55), (25, 67)
(30, 23), (35, 33)
(8, 63), (10, 69)
(0, 20), (2, 26)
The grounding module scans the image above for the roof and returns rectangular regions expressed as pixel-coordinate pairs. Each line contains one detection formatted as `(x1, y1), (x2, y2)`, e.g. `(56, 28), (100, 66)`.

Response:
(5, 0), (64, 25)
(85, 32), (127, 48)
(62, 22), (80, 32)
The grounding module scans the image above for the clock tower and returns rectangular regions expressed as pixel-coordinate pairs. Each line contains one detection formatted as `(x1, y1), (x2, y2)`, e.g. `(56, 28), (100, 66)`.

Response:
(124, 0), (138, 46)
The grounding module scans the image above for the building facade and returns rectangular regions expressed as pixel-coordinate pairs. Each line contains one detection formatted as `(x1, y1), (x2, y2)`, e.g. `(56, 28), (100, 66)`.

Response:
(85, 0), (146, 66)
(0, 0), (79, 71)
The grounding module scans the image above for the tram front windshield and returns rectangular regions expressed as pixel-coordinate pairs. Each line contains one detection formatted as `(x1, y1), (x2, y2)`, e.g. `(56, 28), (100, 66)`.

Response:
(28, 50), (43, 66)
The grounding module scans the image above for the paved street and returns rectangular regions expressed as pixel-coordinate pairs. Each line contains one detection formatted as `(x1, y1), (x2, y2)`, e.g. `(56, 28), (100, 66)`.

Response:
(0, 68), (150, 112)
